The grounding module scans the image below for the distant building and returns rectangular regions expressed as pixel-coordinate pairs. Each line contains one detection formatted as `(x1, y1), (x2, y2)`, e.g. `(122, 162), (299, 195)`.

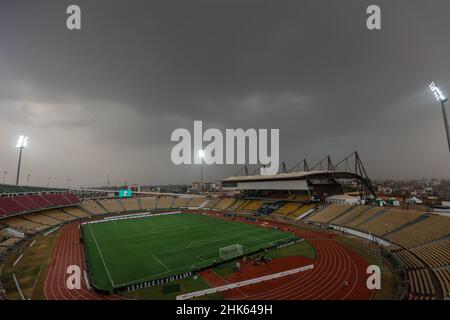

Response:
(406, 196), (423, 205)
(325, 195), (360, 205)
(373, 198), (387, 207)
(191, 181), (201, 190)
(386, 197), (401, 206)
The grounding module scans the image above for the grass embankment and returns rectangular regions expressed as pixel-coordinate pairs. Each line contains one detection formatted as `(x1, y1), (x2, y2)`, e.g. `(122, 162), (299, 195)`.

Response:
(0, 229), (60, 300)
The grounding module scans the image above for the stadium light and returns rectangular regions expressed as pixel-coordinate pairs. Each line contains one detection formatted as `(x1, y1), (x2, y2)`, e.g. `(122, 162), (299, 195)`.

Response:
(16, 135), (29, 148)
(429, 81), (450, 153)
(199, 149), (204, 191)
(15, 135), (29, 185)
(429, 82), (448, 102)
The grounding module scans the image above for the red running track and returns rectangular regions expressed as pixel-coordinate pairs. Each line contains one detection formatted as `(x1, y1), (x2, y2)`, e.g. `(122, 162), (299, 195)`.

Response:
(199, 230), (375, 300)
(44, 223), (121, 300)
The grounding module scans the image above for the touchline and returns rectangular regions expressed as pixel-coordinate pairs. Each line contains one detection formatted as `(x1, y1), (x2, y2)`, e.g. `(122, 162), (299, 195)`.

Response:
(171, 121), (279, 175)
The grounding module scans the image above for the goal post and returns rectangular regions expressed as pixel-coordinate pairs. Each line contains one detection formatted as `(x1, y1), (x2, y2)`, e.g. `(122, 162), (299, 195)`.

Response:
(219, 244), (243, 260)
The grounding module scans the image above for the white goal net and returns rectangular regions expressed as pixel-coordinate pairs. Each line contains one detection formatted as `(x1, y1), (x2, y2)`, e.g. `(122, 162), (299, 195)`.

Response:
(219, 244), (244, 260)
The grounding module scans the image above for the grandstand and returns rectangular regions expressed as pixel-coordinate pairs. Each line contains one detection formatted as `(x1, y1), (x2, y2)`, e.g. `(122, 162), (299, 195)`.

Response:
(120, 198), (140, 212)
(140, 197), (156, 210)
(386, 214), (450, 248)
(0, 184), (67, 195)
(0, 237), (21, 252)
(307, 203), (450, 299)
(0, 193), (80, 217)
(81, 200), (108, 215)
(203, 197), (221, 209)
(215, 198), (236, 210)
(289, 204), (316, 220)
(186, 196), (206, 207)
(98, 199), (124, 213)
(1, 216), (47, 233)
(227, 199), (246, 211)
(43, 209), (77, 222)
(172, 197), (191, 208)
(62, 207), (91, 218)
(25, 212), (61, 226)
(241, 200), (264, 211)
(156, 196), (175, 209)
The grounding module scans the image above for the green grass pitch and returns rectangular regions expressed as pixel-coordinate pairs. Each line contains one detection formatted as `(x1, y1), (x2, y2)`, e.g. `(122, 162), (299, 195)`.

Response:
(82, 213), (297, 292)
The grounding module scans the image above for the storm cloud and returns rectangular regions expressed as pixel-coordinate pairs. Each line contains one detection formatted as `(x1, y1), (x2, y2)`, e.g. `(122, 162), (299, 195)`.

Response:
(0, 0), (449, 187)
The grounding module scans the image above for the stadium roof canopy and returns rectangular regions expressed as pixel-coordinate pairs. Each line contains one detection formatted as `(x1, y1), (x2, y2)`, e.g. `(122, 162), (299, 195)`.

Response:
(221, 170), (375, 196)
(222, 170), (364, 183)
(221, 152), (376, 196)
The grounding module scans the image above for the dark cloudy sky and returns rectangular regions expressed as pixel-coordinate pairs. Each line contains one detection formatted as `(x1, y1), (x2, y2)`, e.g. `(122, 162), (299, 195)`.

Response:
(1, 0), (450, 187)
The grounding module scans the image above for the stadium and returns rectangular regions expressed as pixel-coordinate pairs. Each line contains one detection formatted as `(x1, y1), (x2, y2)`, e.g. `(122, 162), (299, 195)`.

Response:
(1, 1), (450, 309)
(0, 151), (449, 301)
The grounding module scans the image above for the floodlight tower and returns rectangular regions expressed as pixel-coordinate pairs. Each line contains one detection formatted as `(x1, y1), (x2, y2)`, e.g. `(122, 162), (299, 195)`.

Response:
(199, 149), (205, 191)
(429, 82), (450, 153)
(15, 135), (29, 185)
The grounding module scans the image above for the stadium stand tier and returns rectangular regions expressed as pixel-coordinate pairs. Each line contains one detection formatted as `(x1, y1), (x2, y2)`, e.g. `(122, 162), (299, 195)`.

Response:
(62, 207), (91, 218)
(120, 198), (140, 212)
(172, 197), (191, 208)
(25, 212), (61, 226)
(357, 209), (422, 236)
(385, 215), (450, 248)
(156, 196), (175, 209)
(241, 200), (264, 211)
(0, 184), (67, 195)
(0, 193), (80, 217)
(289, 204), (316, 219)
(307, 204), (450, 300)
(1, 216), (47, 233)
(215, 198), (236, 210)
(0, 237), (22, 255)
(80, 200), (108, 215)
(186, 196), (206, 207)
(43, 209), (77, 222)
(140, 197), (156, 210)
(98, 199), (124, 213)
(203, 197), (221, 209)
(226, 199), (245, 211)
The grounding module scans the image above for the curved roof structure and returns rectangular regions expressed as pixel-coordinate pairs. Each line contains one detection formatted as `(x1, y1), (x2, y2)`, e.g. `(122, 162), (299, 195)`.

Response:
(222, 170), (375, 196)
(222, 170), (367, 183)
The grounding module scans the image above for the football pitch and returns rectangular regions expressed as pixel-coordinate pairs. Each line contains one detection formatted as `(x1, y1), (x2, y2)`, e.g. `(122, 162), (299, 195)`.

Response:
(82, 213), (297, 292)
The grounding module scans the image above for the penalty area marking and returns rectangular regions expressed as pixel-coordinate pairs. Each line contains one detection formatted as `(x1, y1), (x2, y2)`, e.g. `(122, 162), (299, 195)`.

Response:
(152, 254), (171, 272)
(88, 224), (115, 288)
(196, 255), (208, 262)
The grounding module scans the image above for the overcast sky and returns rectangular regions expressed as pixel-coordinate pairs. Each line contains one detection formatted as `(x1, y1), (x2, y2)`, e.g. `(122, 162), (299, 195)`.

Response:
(0, 0), (450, 188)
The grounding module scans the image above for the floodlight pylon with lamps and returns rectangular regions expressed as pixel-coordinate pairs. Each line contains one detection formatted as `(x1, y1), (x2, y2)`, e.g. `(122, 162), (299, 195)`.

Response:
(15, 135), (29, 185)
(429, 82), (450, 153)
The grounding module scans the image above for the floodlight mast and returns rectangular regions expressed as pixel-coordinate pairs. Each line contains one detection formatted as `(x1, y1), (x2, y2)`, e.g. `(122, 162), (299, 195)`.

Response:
(429, 82), (450, 153)
(15, 135), (29, 185)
